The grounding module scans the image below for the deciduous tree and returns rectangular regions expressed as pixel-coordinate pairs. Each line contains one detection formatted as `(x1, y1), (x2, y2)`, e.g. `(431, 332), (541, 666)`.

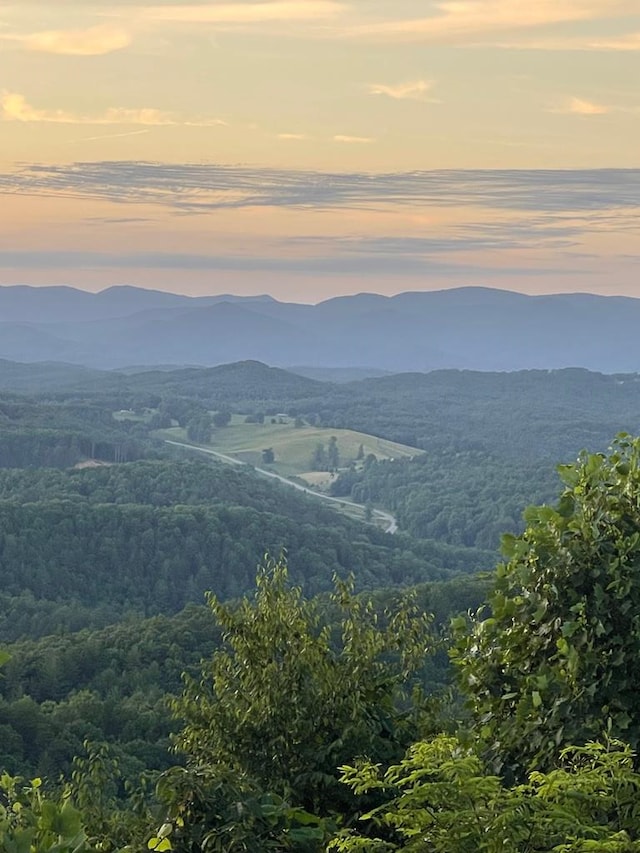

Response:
(158, 557), (433, 851)
(454, 434), (640, 775)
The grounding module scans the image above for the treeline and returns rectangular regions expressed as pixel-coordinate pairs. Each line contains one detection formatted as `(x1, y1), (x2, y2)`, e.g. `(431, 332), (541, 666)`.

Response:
(5, 364), (640, 469)
(120, 365), (640, 462)
(0, 430), (143, 468)
(122, 360), (325, 409)
(0, 394), (149, 468)
(81, 364), (640, 555)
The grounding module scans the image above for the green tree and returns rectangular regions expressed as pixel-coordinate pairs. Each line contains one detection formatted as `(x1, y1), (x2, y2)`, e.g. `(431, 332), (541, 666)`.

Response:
(454, 434), (640, 776)
(332, 736), (640, 852)
(186, 415), (212, 444)
(327, 436), (340, 472)
(158, 557), (433, 851)
(212, 410), (232, 428)
(70, 741), (153, 852)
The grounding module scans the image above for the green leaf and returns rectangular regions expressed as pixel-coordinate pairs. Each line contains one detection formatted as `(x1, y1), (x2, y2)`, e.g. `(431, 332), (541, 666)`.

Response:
(148, 837), (172, 852)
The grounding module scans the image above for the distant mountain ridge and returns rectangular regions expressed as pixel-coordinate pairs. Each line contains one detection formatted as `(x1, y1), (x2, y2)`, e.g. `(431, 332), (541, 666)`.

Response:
(1, 284), (639, 373)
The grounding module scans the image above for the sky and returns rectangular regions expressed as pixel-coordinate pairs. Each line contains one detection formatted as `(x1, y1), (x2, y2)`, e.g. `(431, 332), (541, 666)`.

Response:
(0, 0), (639, 303)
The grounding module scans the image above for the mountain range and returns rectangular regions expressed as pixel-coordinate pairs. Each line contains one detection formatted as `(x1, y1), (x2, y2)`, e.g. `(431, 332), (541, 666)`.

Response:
(0, 284), (638, 372)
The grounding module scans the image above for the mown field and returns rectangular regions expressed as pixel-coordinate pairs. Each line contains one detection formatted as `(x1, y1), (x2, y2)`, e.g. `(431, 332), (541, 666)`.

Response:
(161, 415), (420, 483)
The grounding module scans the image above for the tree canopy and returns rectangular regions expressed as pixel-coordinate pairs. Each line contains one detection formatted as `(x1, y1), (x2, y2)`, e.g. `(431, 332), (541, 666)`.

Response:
(161, 557), (433, 852)
(454, 434), (640, 776)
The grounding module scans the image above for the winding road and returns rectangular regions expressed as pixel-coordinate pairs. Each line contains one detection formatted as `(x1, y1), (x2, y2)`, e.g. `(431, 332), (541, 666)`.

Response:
(165, 439), (398, 534)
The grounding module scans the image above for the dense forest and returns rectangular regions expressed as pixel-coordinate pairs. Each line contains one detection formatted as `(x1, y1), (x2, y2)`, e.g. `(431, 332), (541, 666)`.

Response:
(330, 449), (560, 549)
(0, 459), (490, 641)
(3, 360), (640, 851)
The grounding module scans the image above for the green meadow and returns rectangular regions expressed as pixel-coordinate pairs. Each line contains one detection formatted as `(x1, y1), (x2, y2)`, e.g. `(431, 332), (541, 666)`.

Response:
(163, 415), (418, 483)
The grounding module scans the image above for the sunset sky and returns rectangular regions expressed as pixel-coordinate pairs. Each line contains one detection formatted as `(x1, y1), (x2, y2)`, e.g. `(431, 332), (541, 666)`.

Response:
(1, 0), (639, 301)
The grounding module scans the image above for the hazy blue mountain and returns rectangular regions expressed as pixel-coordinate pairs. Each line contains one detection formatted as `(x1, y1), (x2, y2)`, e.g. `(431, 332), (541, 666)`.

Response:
(0, 285), (275, 324)
(1, 284), (639, 372)
(0, 322), (82, 363)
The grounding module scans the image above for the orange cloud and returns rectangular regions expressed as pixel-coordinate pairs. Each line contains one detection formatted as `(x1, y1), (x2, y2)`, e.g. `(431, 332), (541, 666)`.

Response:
(140, 1), (344, 24)
(369, 80), (438, 101)
(333, 134), (375, 143)
(20, 25), (131, 56)
(551, 97), (610, 115)
(568, 97), (610, 115)
(348, 0), (636, 43)
(485, 31), (640, 50)
(1, 92), (227, 126)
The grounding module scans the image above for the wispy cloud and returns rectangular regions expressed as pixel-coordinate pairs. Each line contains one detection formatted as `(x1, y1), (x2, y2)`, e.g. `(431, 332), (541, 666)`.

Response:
(490, 31), (640, 51)
(138, 1), (345, 24)
(277, 133), (309, 140)
(291, 223), (583, 255)
(1, 92), (227, 127)
(348, 0), (637, 43)
(555, 97), (610, 115)
(1, 165), (637, 282)
(549, 96), (640, 115)
(368, 80), (439, 102)
(333, 134), (374, 144)
(1, 163), (639, 219)
(0, 248), (574, 278)
(586, 31), (640, 50)
(70, 129), (151, 143)
(1, 25), (131, 56)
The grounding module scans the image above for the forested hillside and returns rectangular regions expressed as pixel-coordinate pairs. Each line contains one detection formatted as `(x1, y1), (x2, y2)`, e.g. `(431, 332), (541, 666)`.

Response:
(3, 361), (640, 562)
(0, 459), (491, 641)
(293, 368), (640, 460)
(330, 449), (560, 549)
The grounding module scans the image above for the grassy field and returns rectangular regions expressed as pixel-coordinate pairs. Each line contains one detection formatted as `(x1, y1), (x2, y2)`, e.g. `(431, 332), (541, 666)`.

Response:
(163, 415), (418, 484)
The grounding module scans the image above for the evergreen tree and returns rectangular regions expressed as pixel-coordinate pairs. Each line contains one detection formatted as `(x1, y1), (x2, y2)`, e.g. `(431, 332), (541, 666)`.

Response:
(327, 436), (340, 472)
(311, 442), (327, 471)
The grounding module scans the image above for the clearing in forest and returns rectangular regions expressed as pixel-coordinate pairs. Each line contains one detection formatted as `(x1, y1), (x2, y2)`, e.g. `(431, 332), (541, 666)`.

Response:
(162, 415), (418, 485)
